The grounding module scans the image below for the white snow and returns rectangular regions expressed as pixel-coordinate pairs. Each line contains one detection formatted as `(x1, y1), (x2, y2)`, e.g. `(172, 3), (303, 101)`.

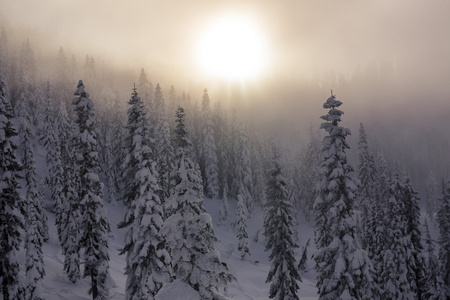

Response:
(36, 190), (320, 299)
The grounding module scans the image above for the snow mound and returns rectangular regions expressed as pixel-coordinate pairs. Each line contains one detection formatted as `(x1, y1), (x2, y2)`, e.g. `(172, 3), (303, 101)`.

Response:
(155, 279), (201, 300)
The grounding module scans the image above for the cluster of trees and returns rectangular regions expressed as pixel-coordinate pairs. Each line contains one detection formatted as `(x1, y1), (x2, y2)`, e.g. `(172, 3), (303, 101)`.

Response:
(0, 28), (449, 300)
(313, 92), (450, 299)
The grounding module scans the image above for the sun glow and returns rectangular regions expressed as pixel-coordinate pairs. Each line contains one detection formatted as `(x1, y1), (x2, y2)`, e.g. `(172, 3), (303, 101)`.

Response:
(197, 14), (269, 80)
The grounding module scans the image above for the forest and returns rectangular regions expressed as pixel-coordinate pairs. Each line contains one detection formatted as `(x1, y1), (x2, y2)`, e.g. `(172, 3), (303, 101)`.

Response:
(0, 18), (449, 300)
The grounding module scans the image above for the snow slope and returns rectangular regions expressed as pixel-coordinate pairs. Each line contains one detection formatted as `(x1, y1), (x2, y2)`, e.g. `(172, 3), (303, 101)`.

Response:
(38, 189), (319, 299)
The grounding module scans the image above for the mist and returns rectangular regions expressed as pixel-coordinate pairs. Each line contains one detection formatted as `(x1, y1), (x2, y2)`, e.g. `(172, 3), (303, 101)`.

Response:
(1, 0), (449, 191)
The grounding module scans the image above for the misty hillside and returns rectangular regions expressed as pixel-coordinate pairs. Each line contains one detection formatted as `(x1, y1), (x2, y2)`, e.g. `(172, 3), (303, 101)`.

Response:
(0, 2), (450, 299)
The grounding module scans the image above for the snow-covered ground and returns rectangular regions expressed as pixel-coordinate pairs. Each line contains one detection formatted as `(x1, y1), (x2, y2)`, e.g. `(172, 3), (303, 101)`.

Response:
(39, 191), (319, 299)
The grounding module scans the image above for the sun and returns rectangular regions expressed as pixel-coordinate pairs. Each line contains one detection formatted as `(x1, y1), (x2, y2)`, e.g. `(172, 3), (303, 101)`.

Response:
(196, 14), (269, 80)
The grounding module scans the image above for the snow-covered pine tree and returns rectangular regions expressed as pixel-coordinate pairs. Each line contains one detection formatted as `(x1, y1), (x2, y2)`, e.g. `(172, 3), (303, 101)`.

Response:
(60, 146), (81, 283)
(379, 169), (417, 299)
(0, 76), (24, 300)
(0, 28), (13, 85)
(41, 82), (65, 238)
(426, 170), (439, 221)
(357, 123), (377, 249)
(72, 80), (110, 300)
(250, 134), (267, 208)
(118, 86), (170, 300)
(218, 181), (230, 227)
(109, 91), (125, 198)
(401, 174), (427, 298)
(236, 193), (250, 259)
(200, 89), (219, 199)
(422, 218), (445, 299)
(314, 92), (377, 300)
(21, 124), (46, 300)
(212, 101), (230, 200)
(162, 106), (235, 299)
(153, 83), (174, 204)
(55, 94), (72, 168)
(137, 68), (154, 116)
(231, 124), (253, 212)
(264, 145), (301, 300)
(297, 129), (321, 220)
(435, 178), (450, 298)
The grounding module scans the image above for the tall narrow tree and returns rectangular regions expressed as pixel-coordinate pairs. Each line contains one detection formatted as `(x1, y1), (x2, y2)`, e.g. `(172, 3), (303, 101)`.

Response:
(72, 80), (110, 300)
(22, 124), (46, 300)
(0, 76), (24, 300)
(357, 123), (377, 249)
(236, 193), (250, 259)
(153, 83), (174, 204)
(435, 178), (450, 298)
(264, 145), (301, 300)
(200, 89), (219, 199)
(162, 106), (235, 299)
(119, 86), (170, 300)
(314, 92), (377, 300)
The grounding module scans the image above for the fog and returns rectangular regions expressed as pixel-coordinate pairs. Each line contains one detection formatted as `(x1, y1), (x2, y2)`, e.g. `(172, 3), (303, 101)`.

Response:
(1, 0), (449, 190)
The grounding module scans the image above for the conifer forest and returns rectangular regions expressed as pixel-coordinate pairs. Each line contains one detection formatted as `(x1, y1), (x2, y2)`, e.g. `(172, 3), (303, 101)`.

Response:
(0, 1), (450, 299)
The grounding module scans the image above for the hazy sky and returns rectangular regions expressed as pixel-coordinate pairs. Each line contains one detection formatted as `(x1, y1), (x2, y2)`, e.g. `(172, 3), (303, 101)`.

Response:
(1, 0), (450, 85)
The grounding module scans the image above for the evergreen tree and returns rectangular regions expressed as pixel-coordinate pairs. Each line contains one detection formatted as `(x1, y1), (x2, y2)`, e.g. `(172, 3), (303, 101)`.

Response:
(218, 182), (230, 227)
(250, 134), (267, 208)
(22, 125), (46, 300)
(119, 87), (170, 300)
(41, 83), (65, 239)
(0, 76), (24, 300)
(231, 124), (253, 211)
(296, 129), (321, 220)
(236, 193), (250, 259)
(314, 93), (377, 300)
(61, 147), (81, 283)
(379, 170), (416, 299)
(402, 174), (427, 298)
(0, 28), (13, 87)
(264, 146), (301, 300)
(212, 101), (230, 200)
(200, 89), (219, 199)
(425, 170), (439, 220)
(435, 178), (450, 298)
(153, 83), (174, 204)
(162, 106), (235, 299)
(357, 123), (377, 249)
(72, 80), (110, 300)
(422, 218), (445, 299)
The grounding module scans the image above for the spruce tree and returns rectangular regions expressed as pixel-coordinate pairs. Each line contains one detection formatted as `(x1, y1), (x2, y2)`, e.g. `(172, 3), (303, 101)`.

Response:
(379, 169), (416, 299)
(236, 193), (250, 259)
(250, 134), (267, 208)
(162, 106), (235, 299)
(212, 101), (230, 200)
(435, 178), (450, 298)
(61, 147), (81, 283)
(153, 83), (174, 204)
(425, 170), (439, 221)
(72, 80), (110, 300)
(0, 76), (24, 300)
(264, 145), (301, 300)
(119, 87), (170, 300)
(200, 89), (219, 199)
(41, 82), (65, 240)
(218, 182), (230, 226)
(296, 129), (321, 220)
(357, 123), (377, 249)
(314, 92), (377, 300)
(422, 218), (446, 299)
(22, 125), (46, 300)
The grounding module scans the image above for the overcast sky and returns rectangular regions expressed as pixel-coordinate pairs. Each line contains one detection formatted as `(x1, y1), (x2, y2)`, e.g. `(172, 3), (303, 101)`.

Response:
(1, 0), (450, 85)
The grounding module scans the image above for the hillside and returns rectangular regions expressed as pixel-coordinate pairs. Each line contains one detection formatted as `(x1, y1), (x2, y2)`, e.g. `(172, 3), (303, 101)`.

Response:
(39, 188), (318, 300)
